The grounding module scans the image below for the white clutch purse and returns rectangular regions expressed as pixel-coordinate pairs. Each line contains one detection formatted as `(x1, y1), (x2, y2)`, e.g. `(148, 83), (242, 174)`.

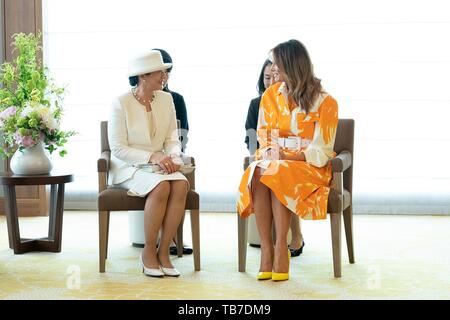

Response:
(134, 163), (195, 175)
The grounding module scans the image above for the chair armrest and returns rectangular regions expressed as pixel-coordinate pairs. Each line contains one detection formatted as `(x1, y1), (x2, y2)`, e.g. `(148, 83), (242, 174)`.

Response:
(181, 155), (195, 190)
(182, 155), (195, 166)
(97, 151), (111, 172)
(331, 151), (352, 172)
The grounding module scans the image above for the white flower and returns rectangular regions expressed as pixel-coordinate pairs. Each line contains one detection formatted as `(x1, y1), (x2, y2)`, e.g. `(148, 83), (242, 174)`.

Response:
(20, 102), (35, 117)
(38, 106), (59, 130)
(36, 105), (50, 118)
(20, 103), (59, 131)
(44, 115), (59, 131)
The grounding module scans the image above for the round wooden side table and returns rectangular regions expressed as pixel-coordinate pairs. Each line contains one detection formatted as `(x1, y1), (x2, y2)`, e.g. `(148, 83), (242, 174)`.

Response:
(0, 173), (74, 254)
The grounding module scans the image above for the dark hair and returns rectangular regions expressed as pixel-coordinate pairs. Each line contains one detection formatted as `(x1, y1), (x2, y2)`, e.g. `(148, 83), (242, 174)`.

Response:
(152, 48), (173, 73)
(272, 39), (322, 113)
(129, 76), (139, 87)
(257, 59), (273, 96)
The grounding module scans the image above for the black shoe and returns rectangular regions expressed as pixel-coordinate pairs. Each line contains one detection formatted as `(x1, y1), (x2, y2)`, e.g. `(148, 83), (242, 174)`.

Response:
(289, 240), (305, 257)
(170, 246), (193, 255)
(249, 243), (261, 248)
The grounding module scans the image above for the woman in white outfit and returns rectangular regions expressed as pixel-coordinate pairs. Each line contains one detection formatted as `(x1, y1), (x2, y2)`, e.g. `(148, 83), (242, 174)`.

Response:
(108, 50), (188, 277)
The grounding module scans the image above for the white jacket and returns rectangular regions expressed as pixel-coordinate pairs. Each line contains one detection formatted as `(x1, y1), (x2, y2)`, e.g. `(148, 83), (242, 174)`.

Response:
(108, 90), (181, 185)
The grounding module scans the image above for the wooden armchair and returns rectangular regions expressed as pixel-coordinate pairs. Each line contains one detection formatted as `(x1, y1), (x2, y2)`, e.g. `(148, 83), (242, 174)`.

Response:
(97, 121), (200, 272)
(237, 119), (355, 278)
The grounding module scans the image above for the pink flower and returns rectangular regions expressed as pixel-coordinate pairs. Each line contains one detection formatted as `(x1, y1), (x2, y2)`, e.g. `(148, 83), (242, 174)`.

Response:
(14, 131), (37, 148)
(0, 106), (17, 120)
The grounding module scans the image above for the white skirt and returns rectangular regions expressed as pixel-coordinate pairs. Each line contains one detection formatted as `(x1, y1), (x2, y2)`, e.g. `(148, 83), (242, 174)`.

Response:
(116, 169), (188, 197)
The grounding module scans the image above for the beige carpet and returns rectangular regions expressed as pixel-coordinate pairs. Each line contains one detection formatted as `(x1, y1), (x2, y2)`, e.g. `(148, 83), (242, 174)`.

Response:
(0, 211), (449, 300)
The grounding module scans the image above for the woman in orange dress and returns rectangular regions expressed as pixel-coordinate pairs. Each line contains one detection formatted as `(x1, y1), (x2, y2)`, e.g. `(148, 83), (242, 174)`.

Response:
(237, 39), (338, 281)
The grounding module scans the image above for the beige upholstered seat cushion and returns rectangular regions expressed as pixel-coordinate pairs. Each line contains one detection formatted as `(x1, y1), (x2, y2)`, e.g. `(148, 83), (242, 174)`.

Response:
(327, 188), (351, 213)
(99, 187), (199, 211)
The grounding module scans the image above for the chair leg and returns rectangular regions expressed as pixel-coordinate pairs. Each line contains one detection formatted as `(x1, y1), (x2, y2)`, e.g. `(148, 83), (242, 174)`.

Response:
(190, 209), (201, 271)
(99, 210), (110, 273)
(343, 206), (355, 264)
(105, 211), (110, 260)
(237, 214), (248, 272)
(176, 215), (184, 258)
(330, 212), (342, 278)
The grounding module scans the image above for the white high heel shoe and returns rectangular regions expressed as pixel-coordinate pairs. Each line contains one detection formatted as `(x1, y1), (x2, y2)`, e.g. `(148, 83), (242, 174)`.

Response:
(160, 266), (181, 277)
(139, 253), (164, 277)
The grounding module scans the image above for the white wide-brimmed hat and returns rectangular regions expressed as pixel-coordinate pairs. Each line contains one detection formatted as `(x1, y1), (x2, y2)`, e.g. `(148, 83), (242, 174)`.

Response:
(128, 50), (172, 77)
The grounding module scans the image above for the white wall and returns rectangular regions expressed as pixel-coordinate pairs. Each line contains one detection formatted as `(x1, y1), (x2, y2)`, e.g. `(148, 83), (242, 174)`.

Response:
(43, 0), (450, 214)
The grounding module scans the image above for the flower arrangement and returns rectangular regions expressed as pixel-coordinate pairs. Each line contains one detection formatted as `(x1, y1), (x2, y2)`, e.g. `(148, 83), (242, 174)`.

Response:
(0, 33), (75, 158)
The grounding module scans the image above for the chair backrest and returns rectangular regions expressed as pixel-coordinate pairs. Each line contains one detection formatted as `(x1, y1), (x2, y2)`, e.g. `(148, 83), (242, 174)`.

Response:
(334, 119), (354, 194)
(334, 119), (354, 156)
(101, 121), (110, 153)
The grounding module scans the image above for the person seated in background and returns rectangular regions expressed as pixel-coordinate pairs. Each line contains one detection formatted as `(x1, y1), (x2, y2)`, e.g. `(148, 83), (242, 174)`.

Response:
(153, 48), (193, 256)
(244, 58), (305, 257)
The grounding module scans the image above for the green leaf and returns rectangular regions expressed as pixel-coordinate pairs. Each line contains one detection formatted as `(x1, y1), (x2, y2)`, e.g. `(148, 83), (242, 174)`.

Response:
(0, 32), (75, 159)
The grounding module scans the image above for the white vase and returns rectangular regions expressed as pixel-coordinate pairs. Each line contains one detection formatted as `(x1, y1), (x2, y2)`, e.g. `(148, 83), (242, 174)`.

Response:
(10, 143), (53, 175)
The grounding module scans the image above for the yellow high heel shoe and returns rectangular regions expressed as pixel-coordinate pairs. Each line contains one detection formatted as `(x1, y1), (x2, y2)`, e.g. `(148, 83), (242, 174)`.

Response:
(257, 271), (273, 280)
(272, 249), (291, 281)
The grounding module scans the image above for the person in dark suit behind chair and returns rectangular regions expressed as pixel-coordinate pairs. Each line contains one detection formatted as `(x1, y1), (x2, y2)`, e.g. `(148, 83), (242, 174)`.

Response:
(153, 48), (193, 256)
(245, 59), (273, 154)
(244, 59), (305, 258)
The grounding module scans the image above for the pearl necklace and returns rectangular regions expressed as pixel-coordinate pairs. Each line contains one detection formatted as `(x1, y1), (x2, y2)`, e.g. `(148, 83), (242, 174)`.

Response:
(132, 88), (155, 106)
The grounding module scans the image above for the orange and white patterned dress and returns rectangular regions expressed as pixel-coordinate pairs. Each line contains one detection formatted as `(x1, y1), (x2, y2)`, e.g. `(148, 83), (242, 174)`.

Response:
(237, 82), (338, 220)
